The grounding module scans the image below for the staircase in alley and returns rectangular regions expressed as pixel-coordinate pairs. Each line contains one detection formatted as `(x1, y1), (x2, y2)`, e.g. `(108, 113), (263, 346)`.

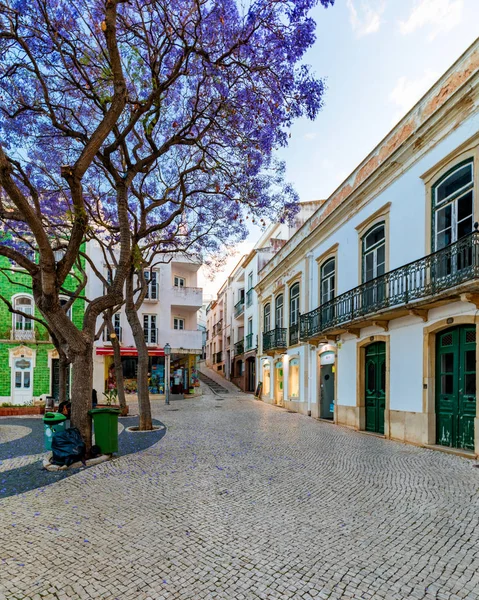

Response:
(198, 372), (229, 395)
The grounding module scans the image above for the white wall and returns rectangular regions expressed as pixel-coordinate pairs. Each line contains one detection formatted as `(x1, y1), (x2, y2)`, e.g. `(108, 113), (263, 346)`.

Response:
(336, 338), (357, 407)
(389, 321), (424, 412)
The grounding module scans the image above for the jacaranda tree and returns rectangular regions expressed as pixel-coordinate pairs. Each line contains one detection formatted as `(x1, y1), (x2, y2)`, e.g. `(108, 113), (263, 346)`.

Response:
(0, 0), (334, 448)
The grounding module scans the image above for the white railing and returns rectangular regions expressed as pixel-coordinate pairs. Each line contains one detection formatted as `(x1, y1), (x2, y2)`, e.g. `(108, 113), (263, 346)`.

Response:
(13, 329), (35, 341)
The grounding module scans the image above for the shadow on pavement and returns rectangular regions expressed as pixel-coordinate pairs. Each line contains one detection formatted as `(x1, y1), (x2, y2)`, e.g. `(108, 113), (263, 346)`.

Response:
(0, 416), (166, 499)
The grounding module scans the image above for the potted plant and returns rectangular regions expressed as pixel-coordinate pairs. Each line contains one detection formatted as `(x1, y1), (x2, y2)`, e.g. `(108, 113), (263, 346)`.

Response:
(96, 389), (129, 415)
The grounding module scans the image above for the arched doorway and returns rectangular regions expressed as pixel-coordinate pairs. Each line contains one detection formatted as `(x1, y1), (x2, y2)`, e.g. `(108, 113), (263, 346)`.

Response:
(436, 325), (476, 450)
(365, 341), (386, 434)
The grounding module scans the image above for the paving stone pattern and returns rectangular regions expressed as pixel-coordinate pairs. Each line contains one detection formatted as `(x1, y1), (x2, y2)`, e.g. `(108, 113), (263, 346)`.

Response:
(1, 392), (479, 600)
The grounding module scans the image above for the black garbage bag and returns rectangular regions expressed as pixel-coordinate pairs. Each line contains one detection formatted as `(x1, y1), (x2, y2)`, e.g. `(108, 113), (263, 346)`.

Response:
(51, 427), (86, 467)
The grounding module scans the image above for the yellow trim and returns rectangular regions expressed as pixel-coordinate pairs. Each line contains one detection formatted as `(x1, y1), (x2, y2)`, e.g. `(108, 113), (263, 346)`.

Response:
(315, 242), (339, 264)
(317, 245), (339, 309)
(356, 335), (390, 437)
(355, 202), (392, 233)
(356, 205), (390, 286)
(422, 315), (479, 452)
(423, 136), (479, 255)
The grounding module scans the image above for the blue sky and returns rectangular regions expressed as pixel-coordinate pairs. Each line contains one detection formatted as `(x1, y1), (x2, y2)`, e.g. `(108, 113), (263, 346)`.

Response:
(200, 0), (479, 296)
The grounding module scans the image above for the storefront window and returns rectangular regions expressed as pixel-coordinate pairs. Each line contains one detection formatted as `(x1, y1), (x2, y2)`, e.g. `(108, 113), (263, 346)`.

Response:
(289, 357), (300, 400)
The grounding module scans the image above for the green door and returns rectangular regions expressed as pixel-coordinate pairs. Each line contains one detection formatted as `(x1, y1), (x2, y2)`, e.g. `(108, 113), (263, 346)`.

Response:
(436, 326), (476, 450)
(365, 342), (386, 434)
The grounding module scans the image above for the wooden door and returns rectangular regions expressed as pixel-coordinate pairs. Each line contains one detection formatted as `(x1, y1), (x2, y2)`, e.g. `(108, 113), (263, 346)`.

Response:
(436, 326), (476, 450)
(365, 342), (386, 434)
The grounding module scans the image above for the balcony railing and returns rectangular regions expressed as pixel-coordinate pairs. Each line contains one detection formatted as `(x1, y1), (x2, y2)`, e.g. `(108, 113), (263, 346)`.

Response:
(214, 351), (223, 363)
(263, 328), (287, 352)
(289, 323), (299, 345)
(300, 231), (479, 340)
(245, 332), (256, 351)
(234, 338), (244, 355)
(13, 328), (35, 341)
(234, 299), (245, 318)
(246, 289), (253, 308)
(215, 319), (223, 334)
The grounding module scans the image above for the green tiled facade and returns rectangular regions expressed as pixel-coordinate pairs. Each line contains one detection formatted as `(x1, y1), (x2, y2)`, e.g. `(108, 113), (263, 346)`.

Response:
(0, 253), (84, 403)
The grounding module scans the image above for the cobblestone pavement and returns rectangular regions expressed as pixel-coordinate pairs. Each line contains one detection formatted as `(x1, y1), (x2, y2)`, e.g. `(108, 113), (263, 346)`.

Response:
(1, 391), (479, 600)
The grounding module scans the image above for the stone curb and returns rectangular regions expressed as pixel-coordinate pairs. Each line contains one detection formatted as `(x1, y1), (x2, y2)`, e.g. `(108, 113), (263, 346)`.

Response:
(42, 453), (112, 471)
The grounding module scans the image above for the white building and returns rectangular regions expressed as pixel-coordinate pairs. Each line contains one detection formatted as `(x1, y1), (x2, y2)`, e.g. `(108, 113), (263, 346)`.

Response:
(86, 244), (203, 397)
(256, 41), (479, 455)
(206, 204), (322, 391)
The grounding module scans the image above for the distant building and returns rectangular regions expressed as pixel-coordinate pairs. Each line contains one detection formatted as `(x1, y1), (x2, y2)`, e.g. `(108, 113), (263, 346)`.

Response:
(0, 251), (84, 404)
(87, 243), (203, 397)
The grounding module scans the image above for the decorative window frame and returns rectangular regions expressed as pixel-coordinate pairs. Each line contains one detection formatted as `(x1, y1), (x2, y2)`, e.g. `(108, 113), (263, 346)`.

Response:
(355, 202), (391, 285)
(315, 243), (339, 308)
(421, 132), (479, 254)
(287, 354), (301, 401)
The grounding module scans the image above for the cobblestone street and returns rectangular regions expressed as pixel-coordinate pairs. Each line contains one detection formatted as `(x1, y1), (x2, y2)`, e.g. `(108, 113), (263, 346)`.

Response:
(1, 389), (479, 600)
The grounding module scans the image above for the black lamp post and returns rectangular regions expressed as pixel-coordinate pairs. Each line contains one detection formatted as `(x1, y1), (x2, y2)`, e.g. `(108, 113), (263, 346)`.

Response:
(164, 343), (171, 405)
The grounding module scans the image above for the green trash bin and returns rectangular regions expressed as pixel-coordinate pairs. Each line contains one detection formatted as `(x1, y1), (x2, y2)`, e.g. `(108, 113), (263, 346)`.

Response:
(43, 412), (67, 451)
(89, 408), (120, 454)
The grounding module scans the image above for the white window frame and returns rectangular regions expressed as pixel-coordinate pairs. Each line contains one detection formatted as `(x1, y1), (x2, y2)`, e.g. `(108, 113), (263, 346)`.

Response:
(143, 314), (157, 344)
(174, 317), (185, 330)
(174, 276), (186, 287)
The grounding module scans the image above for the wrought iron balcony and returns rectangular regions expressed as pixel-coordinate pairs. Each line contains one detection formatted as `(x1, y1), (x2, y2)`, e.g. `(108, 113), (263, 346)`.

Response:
(300, 231), (479, 340)
(289, 323), (299, 345)
(245, 332), (256, 351)
(246, 289), (253, 308)
(234, 299), (245, 318)
(216, 319), (223, 333)
(263, 328), (287, 352)
(215, 351), (223, 363)
(234, 339), (244, 355)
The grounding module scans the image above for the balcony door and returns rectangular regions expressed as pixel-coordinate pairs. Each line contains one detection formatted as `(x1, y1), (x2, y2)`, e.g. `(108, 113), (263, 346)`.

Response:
(264, 303), (271, 333)
(275, 295), (283, 328)
(433, 161), (474, 278)
(362, 224), (386, 312)
(320, 258), (335, 328)
(14, 296), (34, 340)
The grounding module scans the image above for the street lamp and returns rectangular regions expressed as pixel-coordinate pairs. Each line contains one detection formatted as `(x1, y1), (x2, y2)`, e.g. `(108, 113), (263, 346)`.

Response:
(164, 343), (171, 405)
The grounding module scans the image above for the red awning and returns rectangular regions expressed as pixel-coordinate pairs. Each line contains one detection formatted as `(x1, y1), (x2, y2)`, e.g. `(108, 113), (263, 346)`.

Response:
(96, 347), (165, 357)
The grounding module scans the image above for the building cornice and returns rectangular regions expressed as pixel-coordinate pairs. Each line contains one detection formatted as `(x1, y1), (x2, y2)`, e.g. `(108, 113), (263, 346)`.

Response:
(258, 43), (479, 288)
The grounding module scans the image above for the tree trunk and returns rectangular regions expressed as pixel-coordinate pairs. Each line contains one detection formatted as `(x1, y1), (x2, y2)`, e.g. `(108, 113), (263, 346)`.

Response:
(111, 335), (127, 415)
(105, 312), (127, 415)
(58, 355), (69, 403)
(70, 348), (93, 454)
(125, 271), (152, 430)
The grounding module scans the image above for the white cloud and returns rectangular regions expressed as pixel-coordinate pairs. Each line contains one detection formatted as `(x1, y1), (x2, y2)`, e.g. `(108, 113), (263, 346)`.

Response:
(389, 69), (439, 124)
(303, 132), (317, 141)
(346, 0), (385, 37)
(399, 0), (463, 40)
